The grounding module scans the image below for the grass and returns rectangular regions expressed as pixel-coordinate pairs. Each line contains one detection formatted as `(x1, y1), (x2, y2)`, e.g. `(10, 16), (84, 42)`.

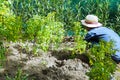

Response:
(0, 41), (6, 68)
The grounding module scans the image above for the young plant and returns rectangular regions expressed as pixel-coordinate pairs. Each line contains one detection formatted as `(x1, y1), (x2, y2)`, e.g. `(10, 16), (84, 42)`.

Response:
(68, 22), (87, 58)
(86, 40), (117, 80)
(72, 22), (87, 54)
(0, 0), (22, 42)
(0, 42), (6, 68)
(26, 12), (65, 51)
(6, 69), (28, 80)
(3, 16), (23, 41)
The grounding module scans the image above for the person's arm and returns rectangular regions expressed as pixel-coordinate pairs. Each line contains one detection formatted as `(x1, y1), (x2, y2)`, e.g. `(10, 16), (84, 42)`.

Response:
(84, 32), (106, 44)
(84, 33), (97, 42)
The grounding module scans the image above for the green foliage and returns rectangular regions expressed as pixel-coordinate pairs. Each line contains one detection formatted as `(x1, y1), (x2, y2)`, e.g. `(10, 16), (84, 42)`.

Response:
(8, 0), (120, 34)
(72, 22), (87, 54)
(79, 0), (111, 27)
(0, 1), (22, 41)
(88, 62), (116, 80)
(0, 1), (119, 79)
(3, 16), (22, 41)
(0, 1), (65, 51)
(110, 3), (120, 35)
(0, 1), (11, 16)
(0, 42), (6, 68)
(67, 22), (87, 59)
(0, 1), (10, 39)
(86, 41), (117, 80)
(0, 0), (65, 52)
(26, 12), (65, 51)
(78, 0), (120, 35)
(8, 0), (77, 30)
(6, 69), (29, 80)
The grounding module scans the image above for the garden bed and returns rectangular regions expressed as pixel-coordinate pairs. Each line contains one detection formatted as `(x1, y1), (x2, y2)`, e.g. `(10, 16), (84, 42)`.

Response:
(0, 41), (90, 80)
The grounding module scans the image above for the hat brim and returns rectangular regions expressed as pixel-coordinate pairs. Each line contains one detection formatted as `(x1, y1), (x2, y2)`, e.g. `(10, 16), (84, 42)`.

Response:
(81, 20), (102, 28)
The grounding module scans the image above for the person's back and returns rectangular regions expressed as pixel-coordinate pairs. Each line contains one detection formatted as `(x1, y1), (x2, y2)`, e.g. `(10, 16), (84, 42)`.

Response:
(85, 27), (120, 63)
(85, 27), (120, 49)
(81, 14), (120, 63)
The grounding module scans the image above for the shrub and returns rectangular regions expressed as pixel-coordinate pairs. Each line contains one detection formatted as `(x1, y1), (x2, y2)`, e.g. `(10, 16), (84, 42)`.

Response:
(26, 12), (65, 51)
(2, 16), (22, 41)
(86, 41), (117, 80)
(0, 0), (22, 41)
(72, 22), (87, 54)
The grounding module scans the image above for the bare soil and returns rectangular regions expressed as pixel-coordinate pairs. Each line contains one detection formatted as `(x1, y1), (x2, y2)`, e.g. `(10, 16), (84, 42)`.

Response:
(0, 41), (90, 80)
(0, 41), (120, 80)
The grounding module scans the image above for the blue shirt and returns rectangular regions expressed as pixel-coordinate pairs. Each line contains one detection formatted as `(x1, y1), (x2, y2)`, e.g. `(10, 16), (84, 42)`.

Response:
(85, 27), (120, 62)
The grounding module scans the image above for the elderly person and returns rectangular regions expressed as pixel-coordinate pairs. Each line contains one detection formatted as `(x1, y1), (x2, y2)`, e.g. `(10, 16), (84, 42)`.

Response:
(81, 14), (120, 63)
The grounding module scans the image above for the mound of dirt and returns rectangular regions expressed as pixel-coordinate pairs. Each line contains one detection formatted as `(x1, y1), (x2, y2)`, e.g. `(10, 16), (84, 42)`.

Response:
(0, 41), (90, 80)
(1, 41), (120, 80)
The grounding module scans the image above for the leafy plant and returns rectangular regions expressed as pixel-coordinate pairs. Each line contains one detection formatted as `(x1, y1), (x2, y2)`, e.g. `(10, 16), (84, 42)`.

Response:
(0, 0), (65, 52)
(26, 12), (65, 51)
(0, 42), (6, 68)
(111, 2), (120, 35)
(0, 0), (23, 41)
(86, 40), (117, 80)
(8, 0), (120, 34)
(3, 16), (23, 41)
(72, 22), (87, 54)
(67, 22), (87, 59)
(6, 69), (29, 80)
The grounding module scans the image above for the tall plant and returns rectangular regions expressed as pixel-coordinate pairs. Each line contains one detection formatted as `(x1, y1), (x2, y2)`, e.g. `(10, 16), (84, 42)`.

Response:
(8, 0), (120, 34)
(79, 0), (110, 25)
(8, 0), (82, 31)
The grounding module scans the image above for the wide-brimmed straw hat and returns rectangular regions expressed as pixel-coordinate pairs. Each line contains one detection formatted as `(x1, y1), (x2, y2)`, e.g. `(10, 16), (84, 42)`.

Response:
(81, 14), (102, 28)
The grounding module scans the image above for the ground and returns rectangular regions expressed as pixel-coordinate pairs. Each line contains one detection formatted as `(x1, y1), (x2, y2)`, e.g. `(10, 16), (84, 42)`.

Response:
(0, 41), (120, 80)
(0, 41), (89, 80)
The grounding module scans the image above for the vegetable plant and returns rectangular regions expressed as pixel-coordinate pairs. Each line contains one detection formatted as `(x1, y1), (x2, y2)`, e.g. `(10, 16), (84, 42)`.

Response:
(26, 12), (65, 51)
(72, 22), (87, 54)
(86, 40), (117, 80)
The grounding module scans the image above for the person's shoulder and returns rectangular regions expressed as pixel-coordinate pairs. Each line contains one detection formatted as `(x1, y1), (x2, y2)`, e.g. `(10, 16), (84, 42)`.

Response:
(101, 27), (114, 32)
(98, 26), (106, 29)
(88, 26), (107, 34)
(89, 26), (104, 32)
(96, 26), (110, 31)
